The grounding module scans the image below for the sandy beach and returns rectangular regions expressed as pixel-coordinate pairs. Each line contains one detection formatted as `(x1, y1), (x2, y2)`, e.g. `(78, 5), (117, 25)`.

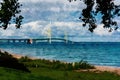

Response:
(11, 53), (37, 60)
(95, 66), (120, 75)
(75, 65), (120, 75)
(11, 53), (24, 59)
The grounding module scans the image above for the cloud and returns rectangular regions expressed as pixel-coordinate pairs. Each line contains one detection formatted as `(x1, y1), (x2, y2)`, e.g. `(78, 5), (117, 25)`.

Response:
(21, 0), (85, 12)
(0, 20), (88, 39)
(0, 20), (120, 42)
(114, 0), (120, 5)
(94, 24), (114, 36)
(20, 0), (85, 23)
(0, 0), (120, 42)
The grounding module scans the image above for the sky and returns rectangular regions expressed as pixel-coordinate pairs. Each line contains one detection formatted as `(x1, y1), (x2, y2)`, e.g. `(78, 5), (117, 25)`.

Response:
(0, 0), (120, 42)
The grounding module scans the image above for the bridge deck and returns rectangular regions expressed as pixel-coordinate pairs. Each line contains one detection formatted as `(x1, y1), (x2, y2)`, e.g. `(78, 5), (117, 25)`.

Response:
(0, 38), (73, 43)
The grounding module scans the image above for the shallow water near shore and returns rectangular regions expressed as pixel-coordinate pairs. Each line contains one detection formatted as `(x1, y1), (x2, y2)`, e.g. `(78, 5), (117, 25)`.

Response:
(0, 42), (120, 67)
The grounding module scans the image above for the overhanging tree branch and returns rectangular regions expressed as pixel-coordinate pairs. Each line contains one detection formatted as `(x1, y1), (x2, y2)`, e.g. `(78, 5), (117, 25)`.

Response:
(69, 0), (120, 32)
(0, 0), (23, 29)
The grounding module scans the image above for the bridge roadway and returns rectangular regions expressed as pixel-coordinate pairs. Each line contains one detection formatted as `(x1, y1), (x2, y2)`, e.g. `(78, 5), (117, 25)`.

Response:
(0, 38), (73, 43)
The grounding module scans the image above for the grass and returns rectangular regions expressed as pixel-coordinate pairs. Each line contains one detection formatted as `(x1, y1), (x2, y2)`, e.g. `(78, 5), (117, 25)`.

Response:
(0, 53), (120, 80)
(0, 67), (54, 80)
(29, 67), (120, 80)
(0, 66), (120, 80)
(19, 56), (94, 70)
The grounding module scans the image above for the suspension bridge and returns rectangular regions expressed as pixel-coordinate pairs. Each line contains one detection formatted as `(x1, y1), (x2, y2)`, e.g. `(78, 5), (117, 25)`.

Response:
(0, 25), (74, 44)
(0, 37), (73, 44)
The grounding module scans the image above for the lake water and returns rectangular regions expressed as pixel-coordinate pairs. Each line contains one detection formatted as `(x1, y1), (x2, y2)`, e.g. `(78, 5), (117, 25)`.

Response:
(0, 42), (120, 67)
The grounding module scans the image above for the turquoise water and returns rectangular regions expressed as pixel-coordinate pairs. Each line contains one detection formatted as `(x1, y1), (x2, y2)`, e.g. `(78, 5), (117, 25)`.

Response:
(0, 42), (120, 67)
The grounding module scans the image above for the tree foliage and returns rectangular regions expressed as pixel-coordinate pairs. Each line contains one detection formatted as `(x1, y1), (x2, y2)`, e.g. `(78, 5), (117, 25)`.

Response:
(0, 0), (23, 29)
(69, 0), (120, 32)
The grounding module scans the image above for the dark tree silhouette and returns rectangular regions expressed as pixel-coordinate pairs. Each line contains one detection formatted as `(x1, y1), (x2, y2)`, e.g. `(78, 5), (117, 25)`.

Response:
(69, 0), (120, 32)
(0, 50), (30, 72)
(0, 0), (23, 29)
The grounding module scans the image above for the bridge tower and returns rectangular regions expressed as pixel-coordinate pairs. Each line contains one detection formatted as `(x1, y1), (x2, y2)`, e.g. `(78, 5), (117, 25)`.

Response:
(64, 31), (68, 44)
(46, 27), (52, 44)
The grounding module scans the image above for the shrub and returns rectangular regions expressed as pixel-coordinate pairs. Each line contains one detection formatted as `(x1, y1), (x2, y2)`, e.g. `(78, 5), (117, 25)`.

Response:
(73, 60), (94, 69)
(19, 56), (32, 62)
